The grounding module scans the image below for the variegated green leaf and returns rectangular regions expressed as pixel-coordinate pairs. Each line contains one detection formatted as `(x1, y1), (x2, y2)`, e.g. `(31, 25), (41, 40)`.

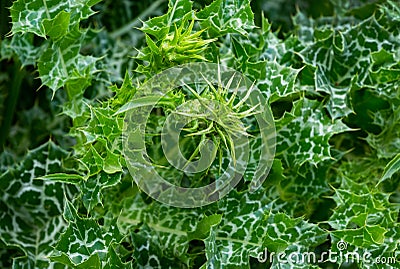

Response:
(9, 217), (69, 269)
(381, 0), (400, 25)
(38, 27), (98, 93)
(330, 227), (400, 269)
(276, 98), (351, 167)
(204, 190), (327, 268)
(10, 0), (99, 38)
(0, 141), (76, 268)
(328, 178), (399, 268)
(315, 70), (356, 119)
(51, 201), (123, 268)
(103, 245), (132, 269)
(297, 10), (400, 116)
(81, 171), (122, 212)
(265, 213), (327, 269)
(197, 0), (255, 37)
(0, 33), (45, 66)
(367, 104), (400, 159)
(204, 190), (272, 268)
(140, 0), (193, 40)
(230, 16), (282, 62)
(118, 195), (200, 264)
(39, 171), (123, 213)
(246, 61), (302, 102)
(276, 161), (336, 218)
(75, 105), (123, 158)
(329, 179), (397, 232)
(9, 0), (100, 93)
(130, 223), (190, 268)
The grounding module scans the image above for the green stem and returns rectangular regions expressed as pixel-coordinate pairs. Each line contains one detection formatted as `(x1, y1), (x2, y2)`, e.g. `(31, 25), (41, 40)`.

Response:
(109, 0), (167, 39)
(0, 59), (24, 151)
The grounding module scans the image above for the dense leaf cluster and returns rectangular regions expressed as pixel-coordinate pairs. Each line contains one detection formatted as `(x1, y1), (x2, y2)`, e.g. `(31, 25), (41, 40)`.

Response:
(0, 0), (399, 268)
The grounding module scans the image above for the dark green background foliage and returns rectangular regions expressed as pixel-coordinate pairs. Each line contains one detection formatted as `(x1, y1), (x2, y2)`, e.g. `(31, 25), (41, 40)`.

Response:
(0, 0), (399, 268)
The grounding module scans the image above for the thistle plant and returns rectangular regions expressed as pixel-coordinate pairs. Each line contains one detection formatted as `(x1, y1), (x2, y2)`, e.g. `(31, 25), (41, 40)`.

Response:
(128, 67), (262, 188)
(175, 72), (260, 169)
(2, 0), (399, 267)
(137, 15), (216, 75)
